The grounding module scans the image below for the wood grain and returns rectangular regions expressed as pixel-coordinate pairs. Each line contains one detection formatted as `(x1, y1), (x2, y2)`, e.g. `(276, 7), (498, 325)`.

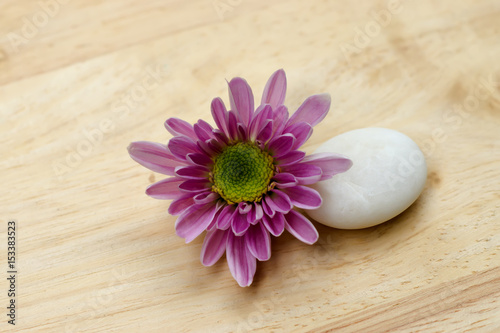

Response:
(1, 0), (499, 332)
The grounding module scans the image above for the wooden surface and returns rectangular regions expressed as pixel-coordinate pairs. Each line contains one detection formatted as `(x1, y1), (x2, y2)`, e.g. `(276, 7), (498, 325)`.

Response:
(1, 0), (500, 332)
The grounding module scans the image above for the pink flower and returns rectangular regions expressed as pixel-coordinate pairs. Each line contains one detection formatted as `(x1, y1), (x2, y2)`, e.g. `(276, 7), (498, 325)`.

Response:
(128, 69), (352, 287)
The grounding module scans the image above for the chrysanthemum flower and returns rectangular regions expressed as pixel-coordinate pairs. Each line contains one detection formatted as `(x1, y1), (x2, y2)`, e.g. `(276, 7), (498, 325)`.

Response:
(128, 69), (352, 287)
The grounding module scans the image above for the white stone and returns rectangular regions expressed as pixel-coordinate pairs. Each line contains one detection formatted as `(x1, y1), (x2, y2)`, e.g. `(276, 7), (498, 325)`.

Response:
(307, 128), (427, 229)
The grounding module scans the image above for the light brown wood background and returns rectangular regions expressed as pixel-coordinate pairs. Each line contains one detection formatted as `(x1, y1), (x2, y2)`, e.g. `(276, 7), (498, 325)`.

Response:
(1, 0), (499, 332)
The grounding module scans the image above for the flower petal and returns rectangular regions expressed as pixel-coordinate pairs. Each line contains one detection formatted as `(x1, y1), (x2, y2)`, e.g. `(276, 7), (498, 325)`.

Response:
(272, 105), (289, 136)
(282, 185), (322, 209)
(186, 153), (213, 167)
(264, 190), (293, 213)
(237, 123), (247, 141)
(175, 203), (219, 243)
(128, 141), (184, 175)
(227, 111), (239, 141)
(211, 97), (229, 136)
(275, 150), (306, 167)
(227, 233), (257, 287)
(254, 203), (264, 221)
(197, 138), (222, 157)
(164, 118), (197, 140)
(206, 213), (218, 231)
(213, 130), (229, 146)
(284, 210), (319, 245)
(282, 164), (322, 185)
(261, 199), (275, 218)
(288, 94), (331, 127)
(256, 119), (273, 143)
(249, 105), (272, 141)
(194, 120), (215, 142)
(302, 153), (353, 180)
(238, 202), (253, 214)
(228, 77), (254, 127)
(272, 172), (298, 188)
(261, 69), (287, 109)
(168, 136), (200, 161)
(175, 165), (209, 179)
(208, 138), (224, 153)
(245, 223), (271, 261)
(284, 122), (313, 150)
(262, 213), (285, 237)
(146, 177), (183, 199)
(168, 194), (195, 215)
(247, 203), (264, 225)
(267, 134), (295, 158)
(200, 228), (229, 266)
(217, 204), (236, 230)
(193, 191), (219, 205)
(178, 179), (212, 192)
(232, 211), (250, 236)
(198, 119), (215, 134)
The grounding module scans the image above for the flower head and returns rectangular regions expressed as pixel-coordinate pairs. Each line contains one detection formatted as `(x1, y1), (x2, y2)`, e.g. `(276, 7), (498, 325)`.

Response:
(128, 69), (352, 287)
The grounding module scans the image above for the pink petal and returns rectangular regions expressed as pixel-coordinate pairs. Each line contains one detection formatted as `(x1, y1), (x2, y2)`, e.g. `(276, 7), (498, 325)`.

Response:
(207, 202), (224, 231)
(217, 204), (236, 230)
(128, 141), (184, 175)
(254, 203), (264, 220)
(227, 111), (239, 141)
(267, 134), (295, 158)
(178, 179), (211, 192)
(206, 212), (218, 231)
(272, 105), (289, 136)
(194, 120), (214, 142)
(193, 192), (219, 205)
(213, 130), (229, 145)
(261, 69), (287, 109)
(211, 97), (229, 136)
(284, 210), (319, 245)
(207, 138), (224, 153)
(175, 165), (209, 179)
(275, 150), (306, 167)
(186, 153), (213, 167)
(200, 229), (229, 266)
(261, 199), (275, 218)
(264, 190), (293, 213)
(168, 136), (200, 161)
(272, 172), (298, 188)
(197, 139), (221, 157)
(282, 164), (322, 185)
(246, 204), (256, 224)
(256, 120), (273, 143)
(262, 213), (285, 237)
(146, 177), (183, 199)
(245, 223), (271, 261)
(302, 153), (353, 180)
(164, 118), (197, 140)
(282, 185), (322, 209)
(247, 203), (263, 225)
(237, 123), (247, 141)
(232, 211), (250, 236)
(238, 202), (253, 214)
(168, 194), (195, 215)
(175, 203), (219, 243)
(197, 119), (215, 135)
(284, 122), (313, 150)
(253, 104), (266, 117)
(226, 233), (257, 287)
(228, 77), (254, 127)
(288, 94), (331, 127)
(248, 105), (272, 141)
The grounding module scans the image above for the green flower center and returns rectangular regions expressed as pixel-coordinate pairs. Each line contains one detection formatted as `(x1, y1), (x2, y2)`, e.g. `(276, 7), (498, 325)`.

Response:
(212, 142), (274, 204)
